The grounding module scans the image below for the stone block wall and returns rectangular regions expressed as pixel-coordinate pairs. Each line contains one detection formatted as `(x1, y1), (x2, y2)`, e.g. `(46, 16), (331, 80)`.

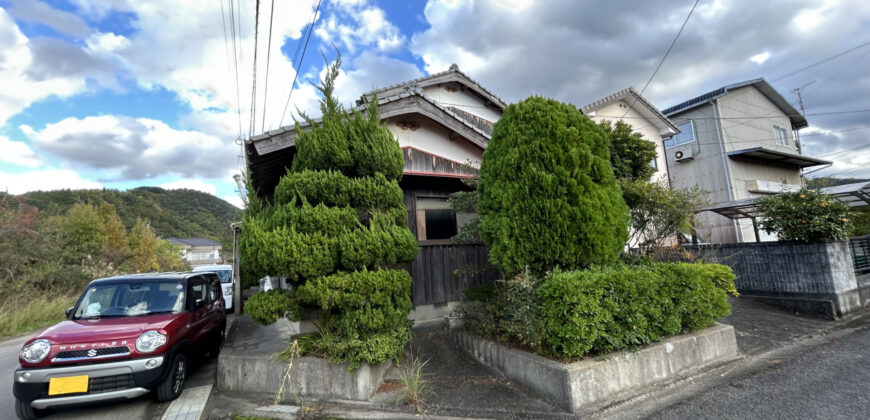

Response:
(686, 240), (868, 318)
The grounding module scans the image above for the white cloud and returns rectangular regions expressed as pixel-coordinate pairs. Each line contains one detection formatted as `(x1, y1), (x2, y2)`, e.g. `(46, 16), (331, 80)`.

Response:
(0, 169), (101, 194)
(0, 136), (42, 168)
(750, 52), (770, 64)
(315, 0), (405, 53)
(0, 8), (96, 127)
(5, 0), (91, 37)
(159, 179), (217, 195)
(23, 115), (237, 180)
(221, 194), (245, 209)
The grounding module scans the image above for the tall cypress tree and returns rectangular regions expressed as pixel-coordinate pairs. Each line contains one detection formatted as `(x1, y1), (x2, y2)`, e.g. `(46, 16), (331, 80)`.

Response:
(240, 55), (417, 368)
(478, 96), (629, 275)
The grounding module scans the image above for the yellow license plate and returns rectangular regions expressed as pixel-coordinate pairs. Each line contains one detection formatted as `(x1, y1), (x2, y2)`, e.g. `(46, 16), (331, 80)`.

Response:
(48, 375), (89, 395)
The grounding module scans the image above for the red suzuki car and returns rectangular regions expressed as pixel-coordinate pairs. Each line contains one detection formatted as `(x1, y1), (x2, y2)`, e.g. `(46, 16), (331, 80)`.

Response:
(13, 272), (226, 419)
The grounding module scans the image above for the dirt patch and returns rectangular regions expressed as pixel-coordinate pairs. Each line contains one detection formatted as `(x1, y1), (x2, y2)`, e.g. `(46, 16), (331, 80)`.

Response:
(375, 380), (404, 394)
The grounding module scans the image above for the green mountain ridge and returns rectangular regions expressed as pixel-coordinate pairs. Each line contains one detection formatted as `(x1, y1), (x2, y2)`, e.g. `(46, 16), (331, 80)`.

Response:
(17, 187), (242, 252)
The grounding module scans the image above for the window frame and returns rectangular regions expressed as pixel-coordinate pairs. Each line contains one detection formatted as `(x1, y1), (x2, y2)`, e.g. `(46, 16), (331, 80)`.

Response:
(664, 120), (697, 149)
(773, 125), (790, 146)
(414, 195), (458, 246)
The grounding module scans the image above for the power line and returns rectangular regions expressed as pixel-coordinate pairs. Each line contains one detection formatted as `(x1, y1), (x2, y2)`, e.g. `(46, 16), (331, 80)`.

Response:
(249, 0), (261, 138)
(260, 0), (276, 134)
(278, 0), (322, 128)
(771, 40), (870, 83)
(621, 0), (699, 119)
(225, 0), (243, 140)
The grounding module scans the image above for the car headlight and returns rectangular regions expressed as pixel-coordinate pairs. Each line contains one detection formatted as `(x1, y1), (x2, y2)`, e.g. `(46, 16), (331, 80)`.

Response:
(223, 287), (232, 296)
(20, 339), (51, 363)
(136, 331), (168, 353)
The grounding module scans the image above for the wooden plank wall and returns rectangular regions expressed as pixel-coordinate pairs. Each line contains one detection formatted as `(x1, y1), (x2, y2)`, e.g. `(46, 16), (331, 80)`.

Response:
(410, 243), (500, 306)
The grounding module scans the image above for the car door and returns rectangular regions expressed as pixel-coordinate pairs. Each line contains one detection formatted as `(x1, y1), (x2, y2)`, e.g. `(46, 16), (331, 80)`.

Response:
(187, 277), (210, 349)
(204, 274), (223, 332)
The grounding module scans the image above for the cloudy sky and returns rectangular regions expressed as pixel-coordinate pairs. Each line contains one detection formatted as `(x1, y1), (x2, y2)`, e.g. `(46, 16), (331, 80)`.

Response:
(1, 0), (869, 207)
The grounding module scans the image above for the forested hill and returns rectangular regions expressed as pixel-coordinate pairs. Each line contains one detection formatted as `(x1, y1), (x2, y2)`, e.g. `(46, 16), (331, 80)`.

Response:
(806, 176), (870, 188)
(18, 187), (241, 249)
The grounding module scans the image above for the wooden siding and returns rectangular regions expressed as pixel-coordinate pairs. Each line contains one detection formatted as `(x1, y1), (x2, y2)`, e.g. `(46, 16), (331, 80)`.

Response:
(403, 147), (479, 178)
(400, 175), (498, 305)
(411, 243), (499, 305)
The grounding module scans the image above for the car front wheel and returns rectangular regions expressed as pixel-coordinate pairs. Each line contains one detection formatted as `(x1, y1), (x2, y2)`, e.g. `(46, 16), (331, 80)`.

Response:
(15, 398), (48, 420)
(155, 353), (187, 402)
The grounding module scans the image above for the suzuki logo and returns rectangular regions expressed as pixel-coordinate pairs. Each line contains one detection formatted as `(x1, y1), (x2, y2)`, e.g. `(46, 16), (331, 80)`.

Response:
(87, 349), (97, 357)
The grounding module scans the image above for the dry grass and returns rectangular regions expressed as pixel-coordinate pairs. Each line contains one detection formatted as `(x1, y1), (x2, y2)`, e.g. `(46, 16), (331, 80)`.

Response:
(0, 291), (77, 338)
(397, 356), (430, 413)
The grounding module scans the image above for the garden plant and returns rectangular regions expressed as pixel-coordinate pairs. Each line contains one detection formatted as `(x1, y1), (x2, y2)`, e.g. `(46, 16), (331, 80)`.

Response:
(240, 55), (417, 369)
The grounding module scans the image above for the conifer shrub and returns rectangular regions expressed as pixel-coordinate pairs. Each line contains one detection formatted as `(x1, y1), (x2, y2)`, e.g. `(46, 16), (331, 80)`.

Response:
(463, 262), (736, 359)
(478, 96), (629, 275)
(241, 55), (416, 369)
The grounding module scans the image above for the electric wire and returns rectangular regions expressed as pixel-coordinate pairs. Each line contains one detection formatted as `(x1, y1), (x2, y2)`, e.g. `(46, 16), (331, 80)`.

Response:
(249, 0), (261, 138)
(260, 0), (276, 134)
(278, 0), (322, 128)
(771, 40), (870, 83)
(621, 0), (699, 119)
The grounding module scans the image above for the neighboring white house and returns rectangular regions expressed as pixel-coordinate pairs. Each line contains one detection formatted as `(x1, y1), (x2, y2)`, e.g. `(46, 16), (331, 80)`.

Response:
(169, 237), (223, 266)
(581, 87), (681, 183)
(661, 78), (831, 243)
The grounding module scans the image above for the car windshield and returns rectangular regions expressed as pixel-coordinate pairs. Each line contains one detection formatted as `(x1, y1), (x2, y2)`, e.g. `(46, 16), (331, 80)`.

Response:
(72, 281), (185, 319)
(215, 270), (232, 284)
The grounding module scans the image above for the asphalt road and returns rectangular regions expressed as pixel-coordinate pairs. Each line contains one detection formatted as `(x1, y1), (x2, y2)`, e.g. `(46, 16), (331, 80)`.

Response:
(650, 324), (870, 419)
(0, 317), (230, 420)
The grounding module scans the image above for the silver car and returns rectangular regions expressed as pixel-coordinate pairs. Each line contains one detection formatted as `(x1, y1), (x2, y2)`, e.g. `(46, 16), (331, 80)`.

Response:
(191, 265), (235, 311)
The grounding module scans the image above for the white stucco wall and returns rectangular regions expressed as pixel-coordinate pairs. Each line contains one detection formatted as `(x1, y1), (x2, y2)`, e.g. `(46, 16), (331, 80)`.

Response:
(385, 116), (483, 167)
(589, 100), (669, 183)
(422, 84), (502, 123)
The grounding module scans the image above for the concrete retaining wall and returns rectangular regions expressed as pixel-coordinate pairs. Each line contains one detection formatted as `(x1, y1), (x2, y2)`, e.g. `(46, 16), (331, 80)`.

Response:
(450, 324), (738, 413)
(216, 315), (390, 401)
(687, 241), (869, 317)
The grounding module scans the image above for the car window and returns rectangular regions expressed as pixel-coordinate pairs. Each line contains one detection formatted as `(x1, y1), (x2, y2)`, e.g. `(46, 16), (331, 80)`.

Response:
(188, 280), (207, 309)
(206, 276), (221, 302)
(216, 270), (232, 284)
(73, 281), (185, 319)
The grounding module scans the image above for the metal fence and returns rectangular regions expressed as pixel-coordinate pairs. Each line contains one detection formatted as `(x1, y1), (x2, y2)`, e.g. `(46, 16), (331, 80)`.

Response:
(850, 235), (870, 275)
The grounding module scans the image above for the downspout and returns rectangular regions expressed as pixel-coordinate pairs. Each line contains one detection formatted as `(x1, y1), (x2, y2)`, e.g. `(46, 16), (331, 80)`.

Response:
(712, 99), (743, 243)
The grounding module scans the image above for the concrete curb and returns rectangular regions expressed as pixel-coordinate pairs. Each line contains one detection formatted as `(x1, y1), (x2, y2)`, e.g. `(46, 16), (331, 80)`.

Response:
(450, 324), (739, 413)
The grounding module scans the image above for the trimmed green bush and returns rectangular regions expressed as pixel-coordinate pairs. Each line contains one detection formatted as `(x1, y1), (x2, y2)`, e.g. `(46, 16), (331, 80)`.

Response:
(244, 289), (298, 325)
(464, 262), (736, 359)
(478, 96), (629, 275)
(241, 55), (416, 370)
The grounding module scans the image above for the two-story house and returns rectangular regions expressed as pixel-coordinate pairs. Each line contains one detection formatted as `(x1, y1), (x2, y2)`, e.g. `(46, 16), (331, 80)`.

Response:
(581, 87), (680, 183)
(169, 237), (223, 266)
(662, 78), (831, 243)
(245, 64), (503, 318)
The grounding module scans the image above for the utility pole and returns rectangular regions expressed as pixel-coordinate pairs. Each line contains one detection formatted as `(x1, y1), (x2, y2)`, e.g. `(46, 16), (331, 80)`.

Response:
(791, 80), (815, 155)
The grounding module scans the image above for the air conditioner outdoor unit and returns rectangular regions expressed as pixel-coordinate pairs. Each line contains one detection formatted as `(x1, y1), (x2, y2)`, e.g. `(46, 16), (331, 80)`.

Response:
(673, 147), (694, 162)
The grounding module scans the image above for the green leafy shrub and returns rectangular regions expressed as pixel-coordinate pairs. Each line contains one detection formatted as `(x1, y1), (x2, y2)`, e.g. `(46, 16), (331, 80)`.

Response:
(598, 120), (658, 183)
(464, 263), (736, 359)
(244, 289), (298, 325)
(239, 54), (416, 369)
(478, 96), (629, 275)
(758, 188), (854, 241)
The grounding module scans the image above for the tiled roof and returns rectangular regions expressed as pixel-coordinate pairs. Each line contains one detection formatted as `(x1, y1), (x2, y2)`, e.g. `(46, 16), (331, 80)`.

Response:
(169, 237), (222, 247)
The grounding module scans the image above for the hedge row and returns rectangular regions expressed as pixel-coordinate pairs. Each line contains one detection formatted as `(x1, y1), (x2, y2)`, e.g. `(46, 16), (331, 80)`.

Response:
(464, 262), (736, 358)
(273, 170), (403, 211)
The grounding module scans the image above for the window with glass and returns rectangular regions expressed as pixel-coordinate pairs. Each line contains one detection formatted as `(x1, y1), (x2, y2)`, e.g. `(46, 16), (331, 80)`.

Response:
(664, 120), (696, 149)
(774, 125), (790, 146)
(72, 281), (185, 319)
(416, 197), (458, 241)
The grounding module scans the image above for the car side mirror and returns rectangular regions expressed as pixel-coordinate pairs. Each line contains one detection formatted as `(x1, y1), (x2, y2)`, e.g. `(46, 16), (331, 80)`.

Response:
(65, 307), (74, 319)
(194, 299), (206, 310)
